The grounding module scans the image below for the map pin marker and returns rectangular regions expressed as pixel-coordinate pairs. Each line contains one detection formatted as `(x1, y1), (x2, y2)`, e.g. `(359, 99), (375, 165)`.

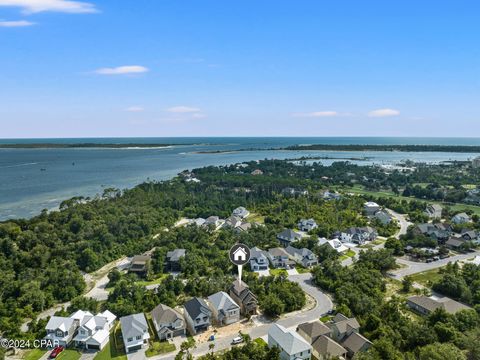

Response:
(229, 243), (251, 285)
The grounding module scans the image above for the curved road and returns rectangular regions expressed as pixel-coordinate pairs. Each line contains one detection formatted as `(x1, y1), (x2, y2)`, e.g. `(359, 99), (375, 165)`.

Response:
(149, 273), (333, 360)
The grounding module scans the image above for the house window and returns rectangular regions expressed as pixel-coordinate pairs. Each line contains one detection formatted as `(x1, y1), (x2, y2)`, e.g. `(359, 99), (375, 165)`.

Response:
(136, 335), (142, 340)
(127, 338), (133, 342)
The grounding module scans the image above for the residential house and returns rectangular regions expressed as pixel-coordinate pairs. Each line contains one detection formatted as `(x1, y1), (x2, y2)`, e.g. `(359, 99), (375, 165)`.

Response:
(297, 321), (331, 344)
(207, 291), (241, 326)
(452, 212), (472, 224)
(374, 210), (392, 225)
(318, 238), (348, 253)
(268, 324), (312, 360)
(364, 201), (381, 216)
(251, 169), (263, 176)
(73, 310), (116, 350)
(229, 280), (258, 316)
(277, 229), (302, 247)
(336, 227), (377, 244)
(129, 255), (151, 276)
(472, 157), (480, 168)
(425, 204), (443, 219)
(183, 297), (212, 335)
(312, 335), (347, 360)
(151, 304), (185, 340)
(232, 206), (250, 218)
(120, 313), (150, 353)
(165, 249), (186, 272)
(203, 216), (223, 228)
(414, 223), (451, 243)
(268, 247), (296, 269)
(327, 313), (360, 343)
(341, 332), (372, 358)
(461, 230), (478, 241)
(250, 246), (269, 272)
(192, 218), (206, 226)
(445, 236), (468, 250)
(465, 188), (480, 205)
(44, 316), (78, 347)
(223, 215), (243, 229)
(407, 295), (472, 315)
(285, 246), (318, 267)
(281, 187), (308, 196)
(322, 190), (341, 201)
(235, 222), (252, 233)
(298, 219), (318, 232)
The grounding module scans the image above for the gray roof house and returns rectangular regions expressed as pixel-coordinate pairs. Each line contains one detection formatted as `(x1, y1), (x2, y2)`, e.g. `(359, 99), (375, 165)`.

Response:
(44, 316), (77, 347)
(223, 215), (243, 229)
(407, 295), (472, 315)
(268, 324), (312, 360)
(73, 310), (116, 350)
(364, 201), (381, 216)
(207, 291), (241, 326)
(183, 297), (212, 335)
(250, 246), (269, 272)
(312, 335), (347, 360)
(120, 313), (150, 353)
(425, 204), (443, 219)
(327, 314), (360, 342)
(151, 304), (185, 340)
(229, 280), (258, 316)
(297, 321), (331, 344)
(268, 247), (296, 269)
(166, 249), (186, 272)
(445, 236), (468, 249)
(298, 219), (318, 232)
(452, 212), (472, 224)
(232, 206), (250, 218)
(341, 332), (372, 358)
(277, 229), (302, 247)
(285, 246), (318, 268)
(337, 227), (377, 244)
(129, 255), (151, 276)
(374, 210), (392, 225)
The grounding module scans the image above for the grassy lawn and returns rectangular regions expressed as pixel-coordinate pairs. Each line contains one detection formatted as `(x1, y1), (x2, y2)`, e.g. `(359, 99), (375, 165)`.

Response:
(145, 341), (176, 357)
(246, 212), (265, 224)
(136, 274), (168, 286)
(23, 349), (47, 360)
(410, 269), (443, 287)
(253, 338), (267, 346)
(339, 249), (356, 261)
(295, 265), (310, 274)
(320, 315), (333, 322)
(56, 350), (81, 360)
(94, 325), (127, 360)
(269, 268), (288, 276)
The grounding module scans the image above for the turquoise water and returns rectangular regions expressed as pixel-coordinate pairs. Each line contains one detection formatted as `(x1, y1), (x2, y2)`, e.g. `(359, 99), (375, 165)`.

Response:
(1, 137), (480, 220)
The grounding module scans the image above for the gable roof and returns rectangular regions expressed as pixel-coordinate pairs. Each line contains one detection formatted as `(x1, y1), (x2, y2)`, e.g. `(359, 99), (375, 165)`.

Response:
(277, 229), (302, 241)
(208, 291), (240, 312)
(166, 249), (186, 262)
(120, 313), (148, 339)
(407, 295), (472, 314)
(312, 335), (347, 358)
(269, 324), (311, 355)
(151, 304), (183, 325)
(184, 297), (211, 320)
(46, 316), (75, 332)
(341, 332), (372, 353)
(268, 247), (289, 257)
(98, 310), (116, 324)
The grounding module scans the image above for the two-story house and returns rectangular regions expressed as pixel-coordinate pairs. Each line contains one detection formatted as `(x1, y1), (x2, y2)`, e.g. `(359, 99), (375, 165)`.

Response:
(276, 229), (302, 247)
(249, 246), (269, 272)
(268, 324), (312, 360)
(207, 291), (241, 326)
(298, 219), (318, 232)
(73, 310), (116, 350)
(183, 297), (212, 335)
(120, 313), (150, 353)
(165, 249), (186, 272)
(44, 316), (78, 347)
(232, 206), (250, 218)
(229, 280), (258, 316)
(425, 204), (443, 219)
(151, 304), (185, 340)
(285, 246), (318, 268)
(268, 247), (296, 269)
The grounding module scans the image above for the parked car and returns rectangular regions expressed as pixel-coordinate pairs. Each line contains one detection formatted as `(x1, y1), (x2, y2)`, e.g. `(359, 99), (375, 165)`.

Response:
(433, 256), (440, 261)
(50, 346), (64, 359)
(426, 258), (433, 263)
(231, 336), (244, 345)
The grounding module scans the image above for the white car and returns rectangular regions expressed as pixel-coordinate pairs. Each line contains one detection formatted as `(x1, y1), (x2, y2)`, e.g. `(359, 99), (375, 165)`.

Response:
(231, 336), (244, 345)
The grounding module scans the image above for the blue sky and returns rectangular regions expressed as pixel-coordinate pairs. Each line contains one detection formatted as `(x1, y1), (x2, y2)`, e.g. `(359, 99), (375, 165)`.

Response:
(0, 0), (479, 138)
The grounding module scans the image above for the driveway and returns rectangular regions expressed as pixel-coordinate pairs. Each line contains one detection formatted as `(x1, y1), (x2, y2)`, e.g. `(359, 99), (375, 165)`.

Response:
(148, 273), (333, 360)
(386, 209), (411, 239)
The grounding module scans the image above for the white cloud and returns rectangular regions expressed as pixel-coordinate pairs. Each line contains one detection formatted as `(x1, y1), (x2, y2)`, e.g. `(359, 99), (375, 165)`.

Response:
(293, 111), (339, 118)
(95, 65), (149, 75)
(192, 113), (207, 119)
(0, 19), (35, 27)
(0, 0), (97, 14)
(167, 106), (201, 113)
(368, 108), (400, 117)
(125, 106), (144, 112)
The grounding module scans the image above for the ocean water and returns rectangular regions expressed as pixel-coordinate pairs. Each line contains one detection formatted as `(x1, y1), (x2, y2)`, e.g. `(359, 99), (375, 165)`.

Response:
(1, 137), (480, 221)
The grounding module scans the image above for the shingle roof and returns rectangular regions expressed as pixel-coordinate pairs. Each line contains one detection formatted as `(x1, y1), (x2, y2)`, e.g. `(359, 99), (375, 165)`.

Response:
(277, 229), (301, 241)
(297, 321), (331, 341)
(183, 297), (211, 320)
(166, 249), (186, 262)
(268, 247), (289, 257)
(120, 313), (148, 339)
(46, 316), (74, 332)
(312, 335), (347, 358)
(341, 332), (372, 353)
(407, 295), (472, 314)
(208, 291), (240, 312)
(151, 304), (183, 325)
(268, 324), (311, 355)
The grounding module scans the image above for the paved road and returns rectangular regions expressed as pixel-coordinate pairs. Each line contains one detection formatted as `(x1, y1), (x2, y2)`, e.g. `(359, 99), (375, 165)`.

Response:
(148, 273), (332, 360)
(390, 250), (480, 279)
(85, 257), (130, 301)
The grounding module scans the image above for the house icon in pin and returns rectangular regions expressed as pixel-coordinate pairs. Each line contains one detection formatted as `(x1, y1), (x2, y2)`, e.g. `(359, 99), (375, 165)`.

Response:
(233, 246), (248, 262)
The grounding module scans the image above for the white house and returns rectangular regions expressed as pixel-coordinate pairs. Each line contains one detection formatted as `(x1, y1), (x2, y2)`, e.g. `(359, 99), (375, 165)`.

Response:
(425, 204), (443, 219)
(232, 206), (250, 218)
(298, 219), (318, 232)
(73, 310), (116, 350)
(318, 238), (348, 253)
(120, 313), (150, 353)
(44, 316), (78, 347)
(268, 324), (312, 360)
